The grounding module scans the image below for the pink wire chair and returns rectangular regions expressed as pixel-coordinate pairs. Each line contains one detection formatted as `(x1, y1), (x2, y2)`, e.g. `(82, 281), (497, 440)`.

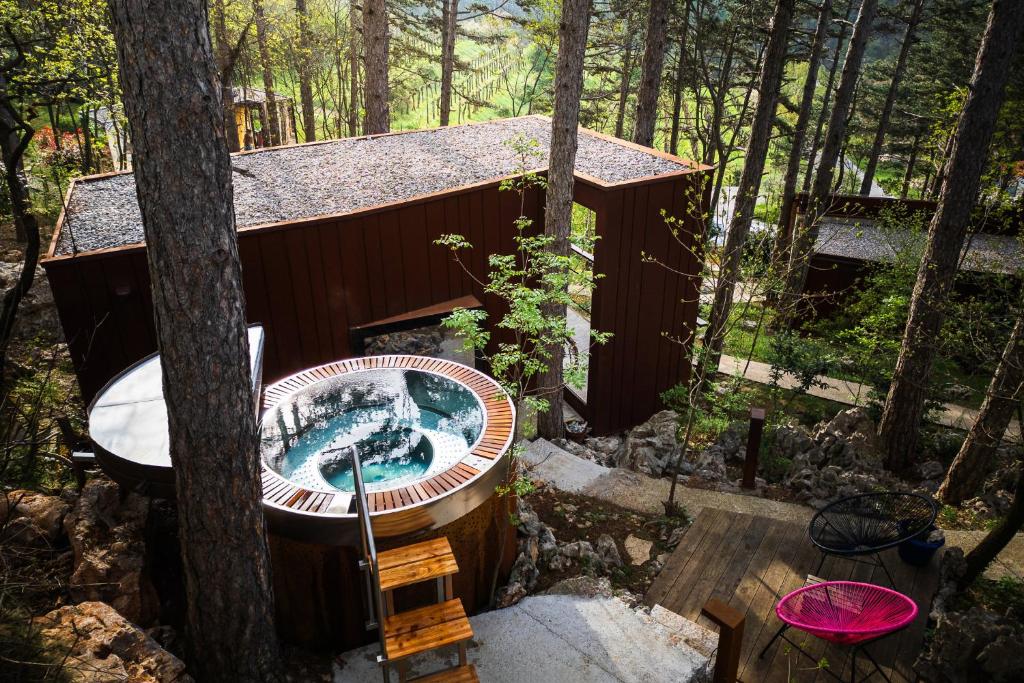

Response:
(760, 581), (918, 682)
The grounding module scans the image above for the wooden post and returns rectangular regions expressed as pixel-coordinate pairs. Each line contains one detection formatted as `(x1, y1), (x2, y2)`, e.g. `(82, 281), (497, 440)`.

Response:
(742, 407), (766, 489)
(702, 598), (745, 683)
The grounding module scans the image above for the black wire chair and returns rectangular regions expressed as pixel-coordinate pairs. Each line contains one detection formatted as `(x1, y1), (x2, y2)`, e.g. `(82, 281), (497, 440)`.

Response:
(808, 492), (937, 587)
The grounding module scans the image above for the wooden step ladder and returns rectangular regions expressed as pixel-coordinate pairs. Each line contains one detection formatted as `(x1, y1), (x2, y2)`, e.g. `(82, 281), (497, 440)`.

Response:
(349, 446), (478, 683)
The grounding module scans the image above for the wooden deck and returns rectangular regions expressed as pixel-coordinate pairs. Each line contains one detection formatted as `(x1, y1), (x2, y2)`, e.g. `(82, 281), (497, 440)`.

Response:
(646, 509), (940, 682)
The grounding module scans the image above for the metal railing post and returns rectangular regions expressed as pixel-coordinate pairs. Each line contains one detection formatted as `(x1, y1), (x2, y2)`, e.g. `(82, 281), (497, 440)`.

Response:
(349, 446), (389, 680)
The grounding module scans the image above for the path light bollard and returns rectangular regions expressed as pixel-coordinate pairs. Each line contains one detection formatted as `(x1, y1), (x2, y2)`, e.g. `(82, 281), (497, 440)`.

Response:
(742, 407), (766, 490)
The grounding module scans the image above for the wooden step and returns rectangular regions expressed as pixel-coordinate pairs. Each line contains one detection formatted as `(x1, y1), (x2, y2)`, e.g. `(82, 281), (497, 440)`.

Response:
(378, 537), (459, 592)
(383, 599), (473, 661)
(410, 664), (479, 682)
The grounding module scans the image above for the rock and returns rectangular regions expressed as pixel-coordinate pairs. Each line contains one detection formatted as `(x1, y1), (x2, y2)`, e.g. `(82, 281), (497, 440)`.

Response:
(507, 551), (539, 593)
(624, 534), (654, 566)
(34, 602), (192, 682)
(918, 460), (945, 481)
(740, 319), (759, 331)
(0, 490), (70, 546)
(617, 410), (682, 476)
(64, 477), (159, 626)
(516, 499), (543, 537)
(666, 526), (687, 549)
(560, 540), (603, 574)
(595, 534), (622, 569)
(495, 581), (528, 609)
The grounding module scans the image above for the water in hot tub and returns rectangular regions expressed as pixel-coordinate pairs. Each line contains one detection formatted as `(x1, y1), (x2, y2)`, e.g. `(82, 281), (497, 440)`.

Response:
(270, 370), (483, 493)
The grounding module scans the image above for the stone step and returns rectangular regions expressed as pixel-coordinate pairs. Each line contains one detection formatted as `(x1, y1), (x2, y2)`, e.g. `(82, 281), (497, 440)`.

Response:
(521, 438), (610, 494)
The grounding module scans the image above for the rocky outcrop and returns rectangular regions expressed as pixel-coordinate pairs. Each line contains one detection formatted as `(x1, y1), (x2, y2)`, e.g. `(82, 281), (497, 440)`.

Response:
(915, 548), (1024, 682)
(0, 489), (70, 546)
(64, 477), (159, 625)
(35, 601), (192, 682)
(496, 499), (631, 608)
(616, 410), (682, 476)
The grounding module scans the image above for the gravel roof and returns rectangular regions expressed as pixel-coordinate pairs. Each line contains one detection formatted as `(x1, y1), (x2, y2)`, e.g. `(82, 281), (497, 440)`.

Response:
(55, 116), (695, 256)
(815, 218), (1024, 275)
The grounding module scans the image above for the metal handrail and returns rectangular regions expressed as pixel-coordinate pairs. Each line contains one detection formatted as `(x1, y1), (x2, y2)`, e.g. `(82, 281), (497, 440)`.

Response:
(349, 446), (388, 667)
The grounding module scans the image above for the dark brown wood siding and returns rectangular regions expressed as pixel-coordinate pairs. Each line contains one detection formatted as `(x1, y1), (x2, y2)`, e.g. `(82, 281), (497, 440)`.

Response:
(44, 170), (709, 436)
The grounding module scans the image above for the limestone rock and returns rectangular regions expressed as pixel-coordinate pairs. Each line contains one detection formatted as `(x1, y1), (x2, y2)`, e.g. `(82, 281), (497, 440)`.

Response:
(666, 526), (687, 549)
(0, 490), (69, 546)
(64, 477), (159, 625)
(624, 534), (654, 566)
(34, 602), (192, 682)
(617, 410), (682, 476)
(596, 534), (622, 569)
(495, 582), (528, 609)
(918, 460), (945, 481)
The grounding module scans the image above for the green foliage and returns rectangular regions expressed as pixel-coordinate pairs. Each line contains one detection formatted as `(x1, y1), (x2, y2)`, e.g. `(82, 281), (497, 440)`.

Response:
(764, 330), (839, 411)
(436, 134), (609, 417)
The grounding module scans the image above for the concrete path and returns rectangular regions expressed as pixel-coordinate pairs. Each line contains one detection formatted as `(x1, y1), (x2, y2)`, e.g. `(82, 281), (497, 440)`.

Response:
(717, 354), (1021, 440)
(332, 594), (710, 683)
(522, 438), (1024, 580)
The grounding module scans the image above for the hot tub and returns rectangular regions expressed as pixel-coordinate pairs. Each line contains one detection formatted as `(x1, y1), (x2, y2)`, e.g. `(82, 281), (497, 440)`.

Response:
(259, 355), (515, 544)
(88, 336), (516, 546)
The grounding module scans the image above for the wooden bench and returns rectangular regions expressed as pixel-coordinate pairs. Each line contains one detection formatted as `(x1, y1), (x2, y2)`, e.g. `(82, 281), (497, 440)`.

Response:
(348, 294), (484, 355)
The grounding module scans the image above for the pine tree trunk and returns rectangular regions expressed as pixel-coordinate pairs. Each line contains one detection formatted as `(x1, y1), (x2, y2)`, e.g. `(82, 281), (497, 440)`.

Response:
(633, 0), (670, 147)
(938, 312), (1024, 504)
(439, 0), (458, 126)
(858, 0), (923, 195)
(803, 0), (853, 195)
(878, 0), (1024, 470)
(900, 128), (921, 198)
(772, 0), (832, 271)
(960, 456), (1024, 590)
(107, 2), (283, 680)
(0, 78), (39, 378)
(536, 0), (592, 441)
(348, 0), (360, 137)
(702, 0), (795, 368)
(614, 28), (634, 139)
(668, 2), (691, 156)
(296, 0), (317, 142)
(212, 0), (240, 152)
(780, 0), (878, 318)
(363, 0), (390, 134)
(254, 0), (281, 146)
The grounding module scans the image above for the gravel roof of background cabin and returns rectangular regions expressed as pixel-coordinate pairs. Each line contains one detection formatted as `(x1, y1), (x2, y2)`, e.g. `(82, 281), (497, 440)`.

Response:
(55, 117), (693, 256)
(814, 219), (1023, 275)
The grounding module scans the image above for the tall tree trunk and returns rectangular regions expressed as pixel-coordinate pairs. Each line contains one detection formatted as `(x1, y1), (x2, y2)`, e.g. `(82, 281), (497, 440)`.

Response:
(0, 76), (39, 378)
(363, 0), (390, 133)
(960, 453), (1024, 590)
(803, 0), (853, 194)
(878, 0), (1024, 470)
(439, 0), (458, 126)
(859, 0), (924, 195)
(212, 0), (240, 152)
(900, 128), (922, 198)
(296, 0), (317, 141)
(938, 311), (1024, 504)
(668, 1), (691, 156)
(254, 0), (281, 146)
(633, 0), (670, 147)
(348, 0), (360, 137)
(772, 0), (832, 271)
(536, 0), (592, 440)
(107, 2), (283, 680)
(614, 27), (634, 139)
(780, 0), (878, 318)
(700, 0), (795, 374)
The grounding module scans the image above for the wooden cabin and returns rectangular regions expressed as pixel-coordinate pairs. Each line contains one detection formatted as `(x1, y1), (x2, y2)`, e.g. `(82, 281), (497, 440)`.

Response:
(43, 116), (711, 436)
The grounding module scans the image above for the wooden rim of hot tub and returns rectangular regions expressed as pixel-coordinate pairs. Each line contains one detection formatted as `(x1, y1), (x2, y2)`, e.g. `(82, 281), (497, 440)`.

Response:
(259, 355), (516, 521)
